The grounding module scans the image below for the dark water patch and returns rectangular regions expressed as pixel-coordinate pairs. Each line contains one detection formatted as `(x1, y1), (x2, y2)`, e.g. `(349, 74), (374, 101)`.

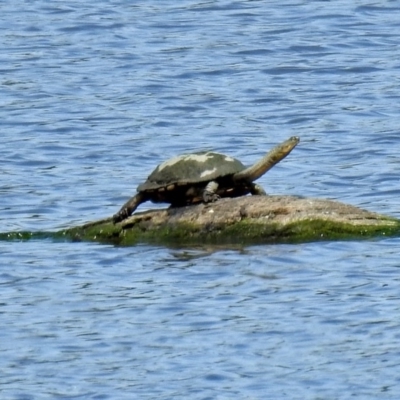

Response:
(262, 66), (313, 75)
(233, 48), (273, 56)
(355, 5), (400, 14)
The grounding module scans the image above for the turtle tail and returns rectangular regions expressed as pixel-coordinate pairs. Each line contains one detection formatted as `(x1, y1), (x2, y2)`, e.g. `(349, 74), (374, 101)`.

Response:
(233, 136), (299, 182)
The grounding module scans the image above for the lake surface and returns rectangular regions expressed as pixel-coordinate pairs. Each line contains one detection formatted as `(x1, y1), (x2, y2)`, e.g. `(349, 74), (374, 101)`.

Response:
(1, 1), (400, 399)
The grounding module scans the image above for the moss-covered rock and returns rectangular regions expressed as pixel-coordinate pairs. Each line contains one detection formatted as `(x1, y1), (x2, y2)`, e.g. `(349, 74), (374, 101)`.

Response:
(62, 195), (400, 246)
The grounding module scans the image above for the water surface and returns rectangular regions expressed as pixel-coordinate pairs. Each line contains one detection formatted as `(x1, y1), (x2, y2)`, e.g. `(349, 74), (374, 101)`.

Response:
(1, 1), (400, 399)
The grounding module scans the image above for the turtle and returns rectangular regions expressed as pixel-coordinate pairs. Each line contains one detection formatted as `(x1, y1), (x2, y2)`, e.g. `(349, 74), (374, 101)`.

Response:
(113, 136), (299, 223)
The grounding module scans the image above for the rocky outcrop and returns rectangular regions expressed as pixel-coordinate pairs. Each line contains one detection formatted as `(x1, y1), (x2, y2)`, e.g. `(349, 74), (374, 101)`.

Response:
(67, 195), (400, 246)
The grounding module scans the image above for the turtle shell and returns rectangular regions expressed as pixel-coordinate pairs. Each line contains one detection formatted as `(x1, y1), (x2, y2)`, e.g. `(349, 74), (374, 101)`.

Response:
(137, 151), (246, 192)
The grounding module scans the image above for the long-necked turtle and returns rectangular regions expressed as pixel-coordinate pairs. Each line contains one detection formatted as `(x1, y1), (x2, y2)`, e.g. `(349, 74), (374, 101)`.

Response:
(113, 136), (299, 223)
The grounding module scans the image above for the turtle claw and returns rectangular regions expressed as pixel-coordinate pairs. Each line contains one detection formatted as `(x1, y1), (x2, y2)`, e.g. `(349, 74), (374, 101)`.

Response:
(203, 191), (220, 203)
(113, 209), (129, 224)
(113, 193), (145, 224)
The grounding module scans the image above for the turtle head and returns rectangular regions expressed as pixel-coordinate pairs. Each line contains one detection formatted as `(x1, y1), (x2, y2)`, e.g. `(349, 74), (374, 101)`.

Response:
(233, 136), (299, 182)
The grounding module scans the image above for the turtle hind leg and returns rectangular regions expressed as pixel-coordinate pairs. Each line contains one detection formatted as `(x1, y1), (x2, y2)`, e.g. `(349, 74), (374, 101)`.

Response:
(250, 183), (267, 196)
(202, 181), (220, 203)
(113, 192), (147, 224)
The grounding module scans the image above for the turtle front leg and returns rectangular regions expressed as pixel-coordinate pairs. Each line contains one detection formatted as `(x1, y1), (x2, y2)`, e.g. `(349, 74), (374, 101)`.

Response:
(250, 183), (267, 196)
(113, 192), (146, 223)
(202, 181), (220, 203)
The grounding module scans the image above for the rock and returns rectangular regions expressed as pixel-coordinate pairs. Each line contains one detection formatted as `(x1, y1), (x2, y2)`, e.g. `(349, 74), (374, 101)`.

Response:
(66, 195), (400, 246)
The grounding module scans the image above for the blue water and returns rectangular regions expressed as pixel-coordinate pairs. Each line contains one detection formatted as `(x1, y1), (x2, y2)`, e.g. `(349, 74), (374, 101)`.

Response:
(2, 1), (400, 398)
